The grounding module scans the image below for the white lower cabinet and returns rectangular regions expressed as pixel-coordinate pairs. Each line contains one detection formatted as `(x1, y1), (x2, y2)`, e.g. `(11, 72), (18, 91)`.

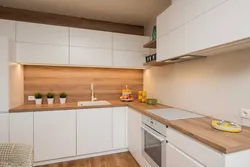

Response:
(167, 143), (204, 167)
(128, 108), (150, 167)
(77, 108), (113, 155)
(10, 112), (33, 145)
(34, 110), (76, 162)
(112, 107), (127, 149)
(0, 113), (9, 143)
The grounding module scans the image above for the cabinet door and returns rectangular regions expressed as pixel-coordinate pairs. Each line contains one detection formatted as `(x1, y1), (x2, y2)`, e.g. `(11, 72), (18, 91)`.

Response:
(34, 111), (76, 162)
(113, 50), (147, 68)
(157, 0), (186, 37)
(157, 25), (186, 61)
(127, 108), (150, 167)
(10, 112), (33, 145)
(16, 22), (69, 45)
(185, 0), (228, 22)
(113, 33), (149, 52)
(186, 0), (250, 54)
(70, 28), (112, 49)
(0, 19), (15, 40)
(77, 108), (113, 155)
(113, 107), (127, 149)
(0, 113), (9, 143)
(167, 144), (204, 167)
(17, 43), (69, 65)
(70, 47), (112, 66)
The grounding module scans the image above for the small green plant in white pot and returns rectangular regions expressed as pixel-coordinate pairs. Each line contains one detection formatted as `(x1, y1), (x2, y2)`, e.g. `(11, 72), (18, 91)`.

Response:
(59, 92), (67, 104)
(47, 93), (54, 104)
(34, 93), (43, 105)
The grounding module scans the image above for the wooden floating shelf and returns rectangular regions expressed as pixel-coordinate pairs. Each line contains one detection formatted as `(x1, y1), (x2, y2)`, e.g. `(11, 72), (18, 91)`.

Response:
(143, 39), (156, 49)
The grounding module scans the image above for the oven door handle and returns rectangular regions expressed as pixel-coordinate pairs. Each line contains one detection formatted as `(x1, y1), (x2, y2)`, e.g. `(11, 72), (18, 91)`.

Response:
(141, 125), (166, 142)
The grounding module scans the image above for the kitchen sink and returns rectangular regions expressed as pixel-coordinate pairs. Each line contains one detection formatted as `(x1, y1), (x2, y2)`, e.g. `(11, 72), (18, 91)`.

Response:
(77, 101), (111, 107)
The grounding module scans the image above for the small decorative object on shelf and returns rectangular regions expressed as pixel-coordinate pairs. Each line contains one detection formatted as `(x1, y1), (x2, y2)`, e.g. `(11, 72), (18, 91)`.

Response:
(34, 93), (43, 105)
(120, 85), (133, 102)
(146, 54), (157, 63)
(138, 90), (147, 103)
(59, 92), (67, 104)
(46, 92), (54, 105)
(152, 26), (157, 40)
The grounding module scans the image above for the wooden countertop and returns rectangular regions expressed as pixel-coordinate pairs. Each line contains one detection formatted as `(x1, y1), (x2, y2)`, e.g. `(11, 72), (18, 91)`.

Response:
(9, 101), (250, 154)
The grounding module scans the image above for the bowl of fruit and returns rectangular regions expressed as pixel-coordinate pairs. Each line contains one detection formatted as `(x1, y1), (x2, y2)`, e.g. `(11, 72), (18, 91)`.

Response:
(120, 86), (134, 102)
(138, 91), (147, 103)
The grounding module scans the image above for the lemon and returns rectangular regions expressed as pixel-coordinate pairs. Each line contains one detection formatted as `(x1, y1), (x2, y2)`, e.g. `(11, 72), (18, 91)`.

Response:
(138, 91), (143, 95)
(138, 96), (143, 100)
(142, 98), (146, 103)
(142, 92), (146, 97)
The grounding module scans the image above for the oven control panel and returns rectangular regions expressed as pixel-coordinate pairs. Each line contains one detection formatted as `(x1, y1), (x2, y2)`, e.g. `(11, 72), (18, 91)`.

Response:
(142, 115), (167, 136)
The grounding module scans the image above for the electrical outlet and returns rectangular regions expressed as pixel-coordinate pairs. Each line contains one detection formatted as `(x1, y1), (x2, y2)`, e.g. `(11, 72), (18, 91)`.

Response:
(28, 96), (35, 101)
(241, 108), (250, 119)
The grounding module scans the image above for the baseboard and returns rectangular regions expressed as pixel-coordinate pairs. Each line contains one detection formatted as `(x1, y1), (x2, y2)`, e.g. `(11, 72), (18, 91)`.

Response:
(33, 148), (128, 166)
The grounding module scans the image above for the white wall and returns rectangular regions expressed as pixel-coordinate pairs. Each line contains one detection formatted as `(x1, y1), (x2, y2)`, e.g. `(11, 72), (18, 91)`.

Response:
(144, 48), (250, 126)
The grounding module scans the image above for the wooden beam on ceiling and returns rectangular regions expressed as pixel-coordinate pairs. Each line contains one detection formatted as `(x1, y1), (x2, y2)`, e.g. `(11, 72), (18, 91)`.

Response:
(0, 6), (144, 35)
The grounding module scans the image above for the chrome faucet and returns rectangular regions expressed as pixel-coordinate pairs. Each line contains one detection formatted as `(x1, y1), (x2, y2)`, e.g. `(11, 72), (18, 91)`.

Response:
(91, 83), (97, 102)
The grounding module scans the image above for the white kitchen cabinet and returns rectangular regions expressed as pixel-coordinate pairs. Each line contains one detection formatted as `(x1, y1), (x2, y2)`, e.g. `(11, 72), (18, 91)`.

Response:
(128, 108), (150, 167)
(157, 0), (186, 38)
(113, 33), (149, 52)
(167, 143), (204, 167)
(113, 107), (127, 149)
(16, 22), (69, 45)
(0, 19), (15, 40)
(0, 113), (9, 143)
(186, 0), (250, 54)
(185, 0), (228, 22)
(113, 50), (147, 68)
(157, 25), (186, 61)
(10, 112), (33, 145)
(17, 43), (69, 65)
(34, 110), (76, 162)
(167, 128), (224, 167)
(77, 108), (113, 155)
(70, 28), (112, 49)
(70, 47), (112, 66)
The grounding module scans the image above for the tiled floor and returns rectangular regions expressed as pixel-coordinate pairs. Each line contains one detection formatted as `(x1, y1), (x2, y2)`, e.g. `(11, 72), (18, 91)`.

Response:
(38, 152), (139, 167)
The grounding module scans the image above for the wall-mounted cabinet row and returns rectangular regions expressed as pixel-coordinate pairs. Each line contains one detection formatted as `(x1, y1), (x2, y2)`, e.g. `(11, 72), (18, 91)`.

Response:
(1, 107), (127, 163)
(157, 0), (249, 61)
(0, 19), (149, 68)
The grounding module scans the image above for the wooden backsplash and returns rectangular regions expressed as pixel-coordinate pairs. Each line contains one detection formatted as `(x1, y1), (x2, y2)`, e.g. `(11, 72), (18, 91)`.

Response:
(24, 66), (143, 104)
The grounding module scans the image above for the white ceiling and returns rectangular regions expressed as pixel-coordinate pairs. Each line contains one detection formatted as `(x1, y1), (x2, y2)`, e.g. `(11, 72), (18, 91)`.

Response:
(0, 0), (171, 26)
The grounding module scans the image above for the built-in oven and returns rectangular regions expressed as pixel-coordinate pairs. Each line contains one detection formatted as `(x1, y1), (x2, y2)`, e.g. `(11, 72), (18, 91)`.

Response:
(141, 115), (167, 167)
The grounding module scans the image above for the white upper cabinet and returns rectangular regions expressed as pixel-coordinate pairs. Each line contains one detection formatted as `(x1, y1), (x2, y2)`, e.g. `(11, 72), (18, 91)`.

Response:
(70, 28), (112, 49)
(17, 43), (69, 65)
(10, 112), (33, 146)
(113, 50), (146, 68)
(113, 107), (127, 149)
(186, 0), (250, 54)
(185, 0), (228, 22)
(77, 108), (113, 155)
(0, 19), (15, 40)
(157, 0), (186, 38)
(34, 110), (76, 162)
(113, 33), (149, 52)
(70, 47), (112, 66)
(157, 25), (186, 61)
(16, 22), (69, 45)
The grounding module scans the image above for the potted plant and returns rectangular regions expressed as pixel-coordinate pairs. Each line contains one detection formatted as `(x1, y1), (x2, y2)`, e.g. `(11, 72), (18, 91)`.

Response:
(59, 92), (67, 104)
(46, 93), (54, 104)
(34, 93), (43, 105)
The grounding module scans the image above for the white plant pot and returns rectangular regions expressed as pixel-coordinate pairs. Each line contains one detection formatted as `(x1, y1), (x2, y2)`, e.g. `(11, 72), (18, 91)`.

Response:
(47, 98), (54, 105)
(35, 99), (42, 105)
(60, 98), (66, 104)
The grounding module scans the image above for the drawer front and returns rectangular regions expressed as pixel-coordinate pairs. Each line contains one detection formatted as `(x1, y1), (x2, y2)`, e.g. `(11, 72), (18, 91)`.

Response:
(167, 128), (224, 167)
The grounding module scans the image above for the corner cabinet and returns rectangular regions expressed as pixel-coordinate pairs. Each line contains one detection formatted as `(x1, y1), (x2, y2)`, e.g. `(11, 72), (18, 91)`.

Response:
(34, 110), (76, 162)
(128, 108), (150, 167)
